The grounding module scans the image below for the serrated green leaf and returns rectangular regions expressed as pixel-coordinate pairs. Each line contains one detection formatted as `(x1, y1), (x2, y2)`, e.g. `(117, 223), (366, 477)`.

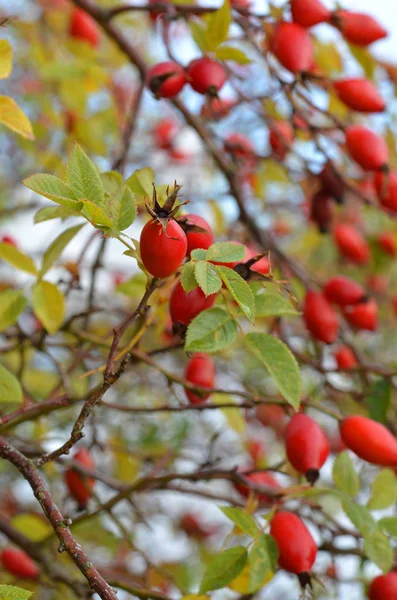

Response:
(199, 546), (247, 593)
(185, 308), (238, 353)
(67, 144), (104, 206)
(181, 261), (198, 293)
(101, 171), (124, 195)
(0, 96), (34, 140)
(0, 363), (23, 404)
(0, 290), (27, 332)
(205, 0), (232, 51)
(367, 379), (391, 424)
(378, 517), (397, 537)
(0, 40), (13, 79)
(215, 45), (252, 64)
(23, 173), (81, 210)
(125, 167), (154, 200)
(245, 333), (302, 408)
(364, 530), (393, 573)
(40, 223), (85, 275)
(255, 293), (299, 318)
(195, 261), (222, 296)
(0, 585), (32, 600)
(81, 198), (113, 230)
(367, 469), (397, 510)
(191, 249), (208, 261)
(332, 451), (359, 498)
(32, 281), (65, 334)
(342, 499), (377, 537)
(0, 243), (37, 275)
(115, 185), (137, 231)
(206, 242), (246, 263)
(218, 266), (255, 322)
(34, 206), (78, 223)
(219, 507), (259, 537)
(248, 534), (278, 592)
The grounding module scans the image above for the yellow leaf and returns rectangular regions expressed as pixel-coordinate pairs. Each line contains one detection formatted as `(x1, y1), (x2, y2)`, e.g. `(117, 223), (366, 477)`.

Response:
(0, 95), (34, 139)
(228, 563), (273, 593)
(0, 40), (12, 79)
(213, 393), (245, 433)
(11, 513), (52, 541)
(32, 281), (65, 334)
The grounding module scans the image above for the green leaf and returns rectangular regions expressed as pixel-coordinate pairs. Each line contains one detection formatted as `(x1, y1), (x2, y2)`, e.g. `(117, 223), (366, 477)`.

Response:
(205, 0), (232, 51)
(125, 167), (154, 200)
(185, 308), (238, 353)
(367, 379), (391, 423)
(364, 530), (393, 573)
(191, 249), (208, 261)
(254, 293), (299, 318)
(0, 290), (27, 332)
(245, 333), (302, 409)
(11, 513), (52, 542)
(342, 499), (377, 537)
(101, 171), (124, 196)
(332, 451), (359, 498)
(215, 45), (252, 64)
(115, 185), (137, 231)
(181, 261), (198, 293)
(67, 143), (105, 206)
(0, 95), (34, 140)
(81, 199), (113, 230)
(217, 266), (255, 322)
(206, 242), (246, 263)
(0, 585), (32, 600)
(40, 223), (85, 275)
(0, 243), (37, 275)
(0, 40), (13, 79)
(248, 534), (278, 593)
(195, 261), (222, 296)
(34, 206), (78, 223)
(199, 546), (247, 593)
(0, 363), (23, 404)
(116, 273), (147, 298)
(219, 507), (259, 537)
(378, 517), (397, 538)
(367, 469), (397, 510)
(23, 173), (81, 210)
(32, 281), (65, 334)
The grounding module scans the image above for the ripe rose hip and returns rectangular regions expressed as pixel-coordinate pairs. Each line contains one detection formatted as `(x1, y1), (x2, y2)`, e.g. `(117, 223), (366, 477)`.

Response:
(345, 126), (388, 172)
(334, 78), (385, 113)
(343, 298), (378, 331)
(184, 353), (215, 405)
(378, 232), (397, 256)
(374, 170), (397, 212)
(319, 162), (345, 204)
(285, 413), (330, 482)
(64, 448), (95, 510)
(269, 121), (294, 160)
(247, 439), (267, 465)
(369, 572), (397, 600)
(152, 119), (177, 149)
(270, 511), (317, 575)
(147, 62), (186, 99)
(201, 97), (235, 120)
(367, 274), (388, 294)
(333, 223), (370, 265)
(179, 513), (215, 540)
(291, 0), (330, 28)
(310, 190), (334, 233)
(0, 234), (17, 247)
(332, 10), (387, 47)
(304, 290), (339, 344)
(234, 471), (280, 505)
(246, 246), (271, 275)
(340, 415), (397, 466)
(334, 346), (357, 370)
(140, 219), (187, 278)
(1, 548), (39, 579)
(187, 57), (227, 96)
(69, 8), (100, 48)
(169, 281), (216, 326)
(270, 22), (314, 73)
(179, 214), (214, 257)
(224, 133), (256, 168)
(256, 404), (287, 437)
(323, 276), (365, 306)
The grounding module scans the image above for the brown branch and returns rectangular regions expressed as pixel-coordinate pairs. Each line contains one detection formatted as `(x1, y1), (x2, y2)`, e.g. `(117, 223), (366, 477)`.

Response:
(0, 437), (117, 600)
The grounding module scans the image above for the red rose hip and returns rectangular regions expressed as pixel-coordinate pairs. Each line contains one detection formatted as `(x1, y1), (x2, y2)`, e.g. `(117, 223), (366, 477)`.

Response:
(332, 10), (387, 47)
(291, 0), (330, 28)
(140, 219), (187, 278)
(271, 22), (314, 73)
(378, 232), (397, 256)
(270, 511), (317, 574)
(184, 353), (215, 405)
(69, 8), (100, 48)
(340, 416), (397, 466)
(147, 62), (186, 99)
(369, 572), (397, 600)
(64, 448), (95, 510)
(169, 281), (216, 326)
(187, 57), (227, 96)
(323, 276), (365, 306)
(179, 214), (214, 257)
(235, 470), (280, 505)
(333, 223), (370, 265)
(269, 121), (294, 160)
(343, 299), (378, 331)
(285, 413), (330, 482)
(1, 548), (39, 579)
(334, 78), (385, 113)
(345, 126), (388, 172)
(303, 290), (339, 343)
(374, 171), (397, 212)
(335, 346), (357, 370)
